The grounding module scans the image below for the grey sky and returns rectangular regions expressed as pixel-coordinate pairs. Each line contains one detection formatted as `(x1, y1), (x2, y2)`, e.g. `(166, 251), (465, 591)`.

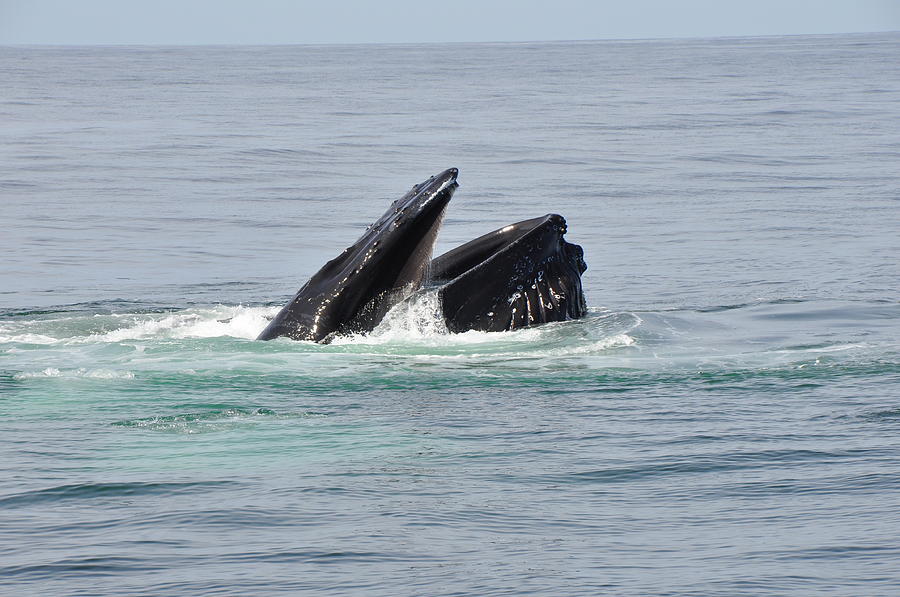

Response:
(1, 0), (898, 45)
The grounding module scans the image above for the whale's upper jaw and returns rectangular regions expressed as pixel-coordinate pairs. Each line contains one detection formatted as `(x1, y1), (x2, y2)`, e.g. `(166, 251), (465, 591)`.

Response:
(347, 167), (458, 303)
(370, 167), (458, 238)
(256, 168), (459, 342)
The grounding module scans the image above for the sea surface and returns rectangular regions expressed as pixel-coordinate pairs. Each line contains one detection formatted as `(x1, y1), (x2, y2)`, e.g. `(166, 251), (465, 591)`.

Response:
(2, 33), (899, 596)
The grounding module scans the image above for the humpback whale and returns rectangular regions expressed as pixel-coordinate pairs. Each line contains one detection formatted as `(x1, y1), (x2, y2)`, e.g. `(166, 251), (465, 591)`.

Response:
(257, 168), (459, 342)
(257, 168), (587, 342)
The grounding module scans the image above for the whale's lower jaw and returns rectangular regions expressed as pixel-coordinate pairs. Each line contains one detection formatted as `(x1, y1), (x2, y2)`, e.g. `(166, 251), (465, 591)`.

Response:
(433, 214), (587, 334)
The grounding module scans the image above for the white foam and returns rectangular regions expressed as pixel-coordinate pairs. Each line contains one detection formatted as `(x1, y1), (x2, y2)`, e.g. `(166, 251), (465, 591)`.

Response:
(86, 305), (278, 342)
(1, 301), (637, 359)
(795, 343), (866, 354)
(338, 290), (450, 344)
(330, 293), (634, 356)
(331, 290), (539, 346)
(16, 367), (62, 378)
(554, 333), (636, 355)
(0, 333), (59, 345)
(13, 367), (135, 380)
(0, 306), (277, 346)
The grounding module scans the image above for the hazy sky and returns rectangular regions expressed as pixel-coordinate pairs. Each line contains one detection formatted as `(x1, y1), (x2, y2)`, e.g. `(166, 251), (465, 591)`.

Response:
(1, 0), (898, 45)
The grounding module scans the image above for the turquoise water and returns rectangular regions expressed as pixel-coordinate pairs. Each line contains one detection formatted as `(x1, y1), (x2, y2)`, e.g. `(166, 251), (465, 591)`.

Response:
(2, 33), (900, 595)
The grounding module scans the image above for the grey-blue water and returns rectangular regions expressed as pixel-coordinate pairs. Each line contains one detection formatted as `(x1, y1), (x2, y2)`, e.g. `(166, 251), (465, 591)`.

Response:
(2, 33), (899, 596)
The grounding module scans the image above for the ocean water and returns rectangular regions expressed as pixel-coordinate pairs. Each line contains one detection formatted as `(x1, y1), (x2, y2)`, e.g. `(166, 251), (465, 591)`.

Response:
(2, 33), (899, 596)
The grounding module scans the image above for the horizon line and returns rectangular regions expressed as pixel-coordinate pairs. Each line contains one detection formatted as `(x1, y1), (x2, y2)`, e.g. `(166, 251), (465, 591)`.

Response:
(2, 29), (898, 49)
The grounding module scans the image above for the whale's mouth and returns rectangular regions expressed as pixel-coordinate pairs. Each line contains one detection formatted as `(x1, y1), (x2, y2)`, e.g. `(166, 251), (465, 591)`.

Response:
(257, 167), (587, 343)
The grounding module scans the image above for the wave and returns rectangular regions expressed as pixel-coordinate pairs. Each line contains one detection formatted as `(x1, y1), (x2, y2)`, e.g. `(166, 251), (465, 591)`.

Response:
(89, 306), (277, 342)
(112, 407), (325, 434)
(2, 297), (894, 384)
(0, 305), (278, 345)
(13, 367), (135, 380)
(0, 480), (237, 508)
(0, 297), (639, 357)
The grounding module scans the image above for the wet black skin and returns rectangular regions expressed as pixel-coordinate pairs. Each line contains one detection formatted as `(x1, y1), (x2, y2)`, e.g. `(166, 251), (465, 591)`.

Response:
(258, 169), (588, 342)
(431, 214), (588, 333)
(257, 168), (459, 342)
